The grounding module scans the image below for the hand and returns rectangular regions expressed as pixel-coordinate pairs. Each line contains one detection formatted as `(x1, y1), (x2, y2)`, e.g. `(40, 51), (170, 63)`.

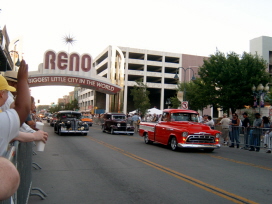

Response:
(17, 60), (28, 81)
(33, 130), (48, 143)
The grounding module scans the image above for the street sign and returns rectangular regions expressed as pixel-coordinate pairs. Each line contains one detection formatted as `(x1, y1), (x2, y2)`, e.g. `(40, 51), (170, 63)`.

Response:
(182, 101), (188, 109)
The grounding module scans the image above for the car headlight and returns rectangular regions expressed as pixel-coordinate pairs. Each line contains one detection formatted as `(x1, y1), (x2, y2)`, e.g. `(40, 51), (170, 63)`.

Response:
(215, 133), (220, 138)
(182, 132), (188, 137)
(117, 123), (121, 127)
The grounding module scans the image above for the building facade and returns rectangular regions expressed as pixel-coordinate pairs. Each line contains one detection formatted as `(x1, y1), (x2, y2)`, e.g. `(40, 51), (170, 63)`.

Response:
(78, 46), (208, 114)
(250, 36), (272, 75)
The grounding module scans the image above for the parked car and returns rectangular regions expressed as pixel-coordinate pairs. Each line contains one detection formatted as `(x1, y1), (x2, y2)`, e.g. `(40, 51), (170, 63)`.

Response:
(54, 111), (89, 135)
(139, 109), (221, 152)
(101, 113), (134, 135)
(50, 113), (57, 127)
(80, 115), (93, 126)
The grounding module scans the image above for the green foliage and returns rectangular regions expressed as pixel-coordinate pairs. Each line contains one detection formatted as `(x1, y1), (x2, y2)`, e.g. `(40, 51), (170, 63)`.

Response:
(176, 79), (210, 111)
(197, 51), (270, 113)
(48, 99), (79, 113)
(170, 96), (180, 108)
(130, 81), (151, 116)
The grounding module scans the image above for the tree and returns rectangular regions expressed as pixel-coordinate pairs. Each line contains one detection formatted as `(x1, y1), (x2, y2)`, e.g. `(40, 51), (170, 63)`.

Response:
(197, 51), (270, 113)
(130, 81), (150, 117)
(174, 79), (211, 111)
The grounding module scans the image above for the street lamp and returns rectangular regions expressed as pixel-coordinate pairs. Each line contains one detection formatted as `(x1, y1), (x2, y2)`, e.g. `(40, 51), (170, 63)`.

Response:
(174, 67), (196, 101)
(165, 98), (171, 109)
(252, 83), (269, 113)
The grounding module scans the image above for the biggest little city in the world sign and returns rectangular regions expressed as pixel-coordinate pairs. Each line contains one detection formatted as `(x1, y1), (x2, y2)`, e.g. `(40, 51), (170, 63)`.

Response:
(28, 50), (121, 94)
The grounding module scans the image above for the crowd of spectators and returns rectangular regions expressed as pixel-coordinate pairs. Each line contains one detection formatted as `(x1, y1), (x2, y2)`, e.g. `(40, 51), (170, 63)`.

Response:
(0, 60), (48, 201)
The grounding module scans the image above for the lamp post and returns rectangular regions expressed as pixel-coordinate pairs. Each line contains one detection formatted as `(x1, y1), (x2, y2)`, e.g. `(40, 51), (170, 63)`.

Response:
(174, 67), (196, 102)
(252, 83), (269, 114)
(165, 98), (171, 109)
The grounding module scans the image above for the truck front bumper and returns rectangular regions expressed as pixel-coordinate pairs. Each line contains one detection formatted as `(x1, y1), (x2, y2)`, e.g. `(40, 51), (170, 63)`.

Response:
(177, 143), (221, 149)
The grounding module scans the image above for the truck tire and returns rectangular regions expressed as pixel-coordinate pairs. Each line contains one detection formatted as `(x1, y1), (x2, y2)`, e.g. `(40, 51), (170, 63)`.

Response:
(170, 137), (178, 151)
(111, 128), (115, 135)
(144, 133), (153, 144)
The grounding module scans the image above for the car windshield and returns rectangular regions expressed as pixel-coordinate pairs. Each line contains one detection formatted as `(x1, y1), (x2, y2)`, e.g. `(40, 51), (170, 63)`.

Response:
(170, 113), (198, 122)
(60, 113), (81, 119)
(112, 115), (126, 120)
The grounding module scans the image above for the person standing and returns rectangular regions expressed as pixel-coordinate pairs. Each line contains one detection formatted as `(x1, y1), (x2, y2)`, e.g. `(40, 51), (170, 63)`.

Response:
(249, 113), (262, 152)
(217, 113), (231, 145)
(241, 112), (250, 149)
(229, 113), (240, 148)
(132, 113), (140, 132)
(204, 116), (214, 129)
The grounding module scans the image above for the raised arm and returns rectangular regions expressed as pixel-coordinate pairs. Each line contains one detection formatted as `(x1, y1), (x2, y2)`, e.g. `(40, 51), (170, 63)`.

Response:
(14, 60), (30, 126)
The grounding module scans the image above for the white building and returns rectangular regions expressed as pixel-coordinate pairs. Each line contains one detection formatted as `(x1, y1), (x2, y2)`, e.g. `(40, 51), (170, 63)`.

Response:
(78, 46), (207, 114)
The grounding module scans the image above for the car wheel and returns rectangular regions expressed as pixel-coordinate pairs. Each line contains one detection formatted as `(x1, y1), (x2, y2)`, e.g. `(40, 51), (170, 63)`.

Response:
(111, 128), (115, 135)
(144, 133), (152, 144)
(102, 125), (106, 132)
(130, 133), (134, 136)
(203, 149), (214, 153)
(58, 127), (62, 136)
(170, 137), (178, 151)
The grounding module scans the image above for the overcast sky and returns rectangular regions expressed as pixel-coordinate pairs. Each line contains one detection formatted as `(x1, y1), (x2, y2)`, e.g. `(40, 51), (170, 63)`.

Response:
(1, 0), (272, 105)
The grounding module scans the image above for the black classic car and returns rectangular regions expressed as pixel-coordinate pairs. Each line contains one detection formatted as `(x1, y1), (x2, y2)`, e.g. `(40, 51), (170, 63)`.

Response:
(101, 113), (134, 135)
(54, 111), (89, 135)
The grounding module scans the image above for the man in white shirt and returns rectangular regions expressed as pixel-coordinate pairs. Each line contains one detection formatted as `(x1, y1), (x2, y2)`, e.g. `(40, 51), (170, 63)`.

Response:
(0, 60), (30, 156)
(217, 113), (231, 145)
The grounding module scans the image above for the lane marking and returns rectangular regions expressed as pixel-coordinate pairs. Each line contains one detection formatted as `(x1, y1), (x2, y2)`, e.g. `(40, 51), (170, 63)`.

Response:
(86, 136), (258, 204)
(208, 155), (272, 171)
(91, 126), (272, 171)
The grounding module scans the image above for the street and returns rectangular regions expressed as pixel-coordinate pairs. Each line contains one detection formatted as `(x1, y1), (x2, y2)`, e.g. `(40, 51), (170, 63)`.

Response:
(28, 122), (272, 204)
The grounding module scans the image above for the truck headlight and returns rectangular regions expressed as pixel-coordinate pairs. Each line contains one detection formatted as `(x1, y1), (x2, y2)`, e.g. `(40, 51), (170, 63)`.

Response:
(182, 132), (188, 137)
(117, 123), (121, 127)
(215, 133), (220, 138)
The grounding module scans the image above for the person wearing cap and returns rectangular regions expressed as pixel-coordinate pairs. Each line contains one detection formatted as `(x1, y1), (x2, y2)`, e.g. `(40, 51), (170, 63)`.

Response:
(241, 112), (250, 149)
(217, 113), (231, 145)
(0, 60), (30, 156)
(0, 76), (48, 145)
(249, 113), (262, 152)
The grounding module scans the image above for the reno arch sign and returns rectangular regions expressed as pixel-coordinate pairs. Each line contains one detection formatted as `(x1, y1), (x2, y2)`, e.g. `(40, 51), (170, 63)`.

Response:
(28, 50), (121, 94)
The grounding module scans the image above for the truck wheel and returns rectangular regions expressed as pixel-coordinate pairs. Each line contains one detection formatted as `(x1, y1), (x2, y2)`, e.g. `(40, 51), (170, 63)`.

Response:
(144, 134), (152, 144)
(102, 125), (106, 132)
(111, 128), (115, 135)
(170, 137), (178, 151)
(58, 128), (62, 136)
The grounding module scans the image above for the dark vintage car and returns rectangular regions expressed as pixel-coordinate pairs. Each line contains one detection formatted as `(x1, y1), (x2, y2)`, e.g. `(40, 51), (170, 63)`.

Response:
(101, 113), (134, 135)
(54, 111), (89, 135)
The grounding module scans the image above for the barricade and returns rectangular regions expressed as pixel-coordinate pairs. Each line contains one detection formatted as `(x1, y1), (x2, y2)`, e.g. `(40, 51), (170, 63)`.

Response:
(247, 127), (272, 150)
(215, 125), (272, 149)
(0, 141), (47, 204)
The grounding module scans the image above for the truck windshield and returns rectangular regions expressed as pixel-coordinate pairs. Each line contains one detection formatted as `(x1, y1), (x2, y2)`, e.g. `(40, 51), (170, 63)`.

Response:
(171, 113), (198, 122)
(112, 115), (126, 120)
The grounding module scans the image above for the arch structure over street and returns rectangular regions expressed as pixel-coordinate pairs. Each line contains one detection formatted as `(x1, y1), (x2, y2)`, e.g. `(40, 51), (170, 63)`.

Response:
(28, 50), (121, 95)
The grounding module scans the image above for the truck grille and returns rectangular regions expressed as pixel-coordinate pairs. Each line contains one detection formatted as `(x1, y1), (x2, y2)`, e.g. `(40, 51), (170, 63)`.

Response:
(186, 135), (215, 143)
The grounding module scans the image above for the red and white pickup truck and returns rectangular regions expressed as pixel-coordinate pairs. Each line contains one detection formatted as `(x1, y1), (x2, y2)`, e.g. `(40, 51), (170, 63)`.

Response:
(139, 109), (221, 152)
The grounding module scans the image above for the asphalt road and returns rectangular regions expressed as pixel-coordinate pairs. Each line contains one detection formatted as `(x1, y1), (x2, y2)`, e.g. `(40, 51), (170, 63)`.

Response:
(28, 122), (272, 204)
